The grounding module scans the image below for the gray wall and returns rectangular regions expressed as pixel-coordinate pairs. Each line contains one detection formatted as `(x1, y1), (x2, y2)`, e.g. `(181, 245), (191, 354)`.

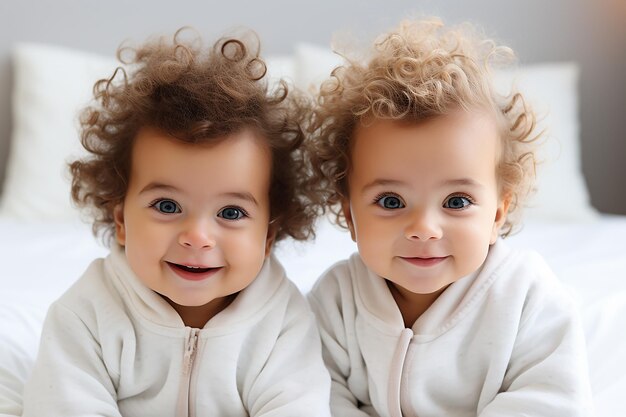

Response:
(1, 0), (625, 214)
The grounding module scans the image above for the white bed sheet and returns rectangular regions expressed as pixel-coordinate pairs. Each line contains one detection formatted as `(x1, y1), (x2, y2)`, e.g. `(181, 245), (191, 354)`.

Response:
(506, 216), (626, 417)
(1, 215), (625, 415)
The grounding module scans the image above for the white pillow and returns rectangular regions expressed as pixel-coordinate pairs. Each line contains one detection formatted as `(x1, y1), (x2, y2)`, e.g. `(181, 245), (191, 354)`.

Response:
(294, 43), (597, 223)
(0, 43), (118, 221)
(493, 64), (598, 222)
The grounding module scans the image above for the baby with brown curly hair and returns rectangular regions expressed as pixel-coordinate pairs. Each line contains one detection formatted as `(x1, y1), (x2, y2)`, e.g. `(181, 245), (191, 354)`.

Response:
(306, 18), (592, 416)
(20, 30), (330, 417)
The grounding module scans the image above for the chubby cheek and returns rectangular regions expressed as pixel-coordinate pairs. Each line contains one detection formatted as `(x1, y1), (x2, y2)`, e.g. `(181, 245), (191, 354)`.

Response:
(123, 243), (166, 293)
(357, 243), (390, 279)
(459, 243), (490, 276)
(122, 219), (171, 273)
(225, 229), (269, 270)
(353, 218), (395, 273)
(124, 223), (166, 254)
(453, 222), (493, 273)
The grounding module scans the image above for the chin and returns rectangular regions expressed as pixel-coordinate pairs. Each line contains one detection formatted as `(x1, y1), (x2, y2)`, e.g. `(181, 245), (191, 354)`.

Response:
(390, 275), (451, 295)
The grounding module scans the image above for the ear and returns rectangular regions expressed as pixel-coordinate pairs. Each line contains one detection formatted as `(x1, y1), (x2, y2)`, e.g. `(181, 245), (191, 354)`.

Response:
(113, 204), (127, 246)
(342, 199), (357, 242)
(490, 193), (512, 244)
(264, 221), (277, 257)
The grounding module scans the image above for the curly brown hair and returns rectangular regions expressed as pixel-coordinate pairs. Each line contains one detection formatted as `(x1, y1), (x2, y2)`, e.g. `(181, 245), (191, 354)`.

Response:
(307, 18), (540, 236)
(70, 28), (316, 243)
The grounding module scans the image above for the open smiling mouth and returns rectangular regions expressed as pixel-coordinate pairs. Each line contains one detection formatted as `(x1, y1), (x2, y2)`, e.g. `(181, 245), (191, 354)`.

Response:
(166, 262), (216, 273)
(165, 262), (222, 281)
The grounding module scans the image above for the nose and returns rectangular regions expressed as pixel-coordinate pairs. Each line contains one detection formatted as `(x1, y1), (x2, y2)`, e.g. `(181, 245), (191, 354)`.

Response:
(178, 217), (216, 249)
(404, 208), (443, 241)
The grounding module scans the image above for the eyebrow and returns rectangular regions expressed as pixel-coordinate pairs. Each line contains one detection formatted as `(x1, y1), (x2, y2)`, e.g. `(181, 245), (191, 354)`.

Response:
(139, 182), (259, 206)
(139, 182), (180, 194)
(361, 179), (406, 193)
(440, 178), (483, 188)
(361, 178), (483, 192)
(220, 192), (259, 206)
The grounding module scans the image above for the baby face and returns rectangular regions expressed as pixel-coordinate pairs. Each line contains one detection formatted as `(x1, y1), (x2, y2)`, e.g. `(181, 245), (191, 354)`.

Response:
(344, 110), (509, 297)
(114, 127), (272, 311)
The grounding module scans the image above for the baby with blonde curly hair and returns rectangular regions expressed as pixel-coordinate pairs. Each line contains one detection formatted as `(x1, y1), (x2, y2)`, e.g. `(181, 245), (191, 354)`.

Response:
(20, 29), (330, 417)
(307, 18), (592, 416)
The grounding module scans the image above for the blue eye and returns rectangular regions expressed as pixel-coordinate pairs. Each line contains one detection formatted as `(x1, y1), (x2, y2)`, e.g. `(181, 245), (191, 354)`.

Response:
(218, 207), (246, 220)
(375, 195), (405, 210)
(444, 195), (472, 210)
(152, 199), (181, 214)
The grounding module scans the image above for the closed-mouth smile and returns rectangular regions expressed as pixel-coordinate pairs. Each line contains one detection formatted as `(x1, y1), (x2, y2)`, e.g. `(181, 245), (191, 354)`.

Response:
(399, 256), (448, 267)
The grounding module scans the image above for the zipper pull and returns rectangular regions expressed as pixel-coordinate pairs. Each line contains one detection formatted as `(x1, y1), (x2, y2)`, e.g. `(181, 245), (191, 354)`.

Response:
(182, 328), (199, 375)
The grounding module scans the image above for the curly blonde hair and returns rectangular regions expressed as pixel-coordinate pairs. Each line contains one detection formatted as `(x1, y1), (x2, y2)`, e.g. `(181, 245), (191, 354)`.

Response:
(307, 18), (539, 236)
(71, 29), (316, 243)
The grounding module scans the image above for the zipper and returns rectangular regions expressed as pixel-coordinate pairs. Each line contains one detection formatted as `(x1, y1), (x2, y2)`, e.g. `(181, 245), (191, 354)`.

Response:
(400, 341), (418, 417)
(176, 327), (199, 417)
(183, 328), (199, 376)
(388, 328), (413, 417)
